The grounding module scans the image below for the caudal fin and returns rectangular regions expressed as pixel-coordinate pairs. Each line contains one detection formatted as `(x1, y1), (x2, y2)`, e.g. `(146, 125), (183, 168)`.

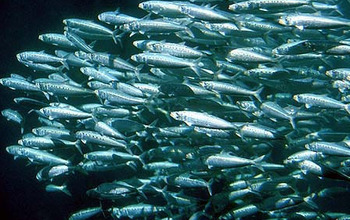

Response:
(253, 87), (264, 102)
(345, 104), (350, 114)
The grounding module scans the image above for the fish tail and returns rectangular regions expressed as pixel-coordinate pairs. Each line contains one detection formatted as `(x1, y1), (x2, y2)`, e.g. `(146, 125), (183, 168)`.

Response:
(185, 28), (195, 38)
(125, 161), (138, 172)
(190, 58), (204, 76)
(74, 141), (83, 155)
(253, 87), (264, 102)
(61, 183), (72, 197)
(112, 30), (124, 47)
(303, 193), (318, 209)
(289, 117), (296, 129)
(345, 104), (350, 114)
(134, 64), (143, 81)
(61, 60), (70, 70)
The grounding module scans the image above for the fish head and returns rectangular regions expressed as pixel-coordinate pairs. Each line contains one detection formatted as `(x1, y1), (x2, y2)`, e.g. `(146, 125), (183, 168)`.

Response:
(228, 4), (240, 11)
(292, 94), (301, 102)
(325, 70), (334, 78)
(6, 145), (21, 155)
(132, 40), (148, 49)
(16, 53), (26, 62)
(147, 42), (162, 52)
(39, 108), (50, 117)
(131, 53), (146, 63)
(38, 34), (47, 42)
(83, 153), (91, 160)
(79, 67), (88, 74)
(95, 89), (106, 99)
(138, 2), (152, 11)
(170, 111), (182, 121)
(97, 13), (106, 22)
(17, 139), (24, 146)
(32, 128), (40, 136)
(179, 5), (190, 14)
(98, 12), (116, 23)
(0, 78), (7, 86)
(278, 16), (291, 26)
(199, 81), (213, 90)
(75, 131), (83, 139)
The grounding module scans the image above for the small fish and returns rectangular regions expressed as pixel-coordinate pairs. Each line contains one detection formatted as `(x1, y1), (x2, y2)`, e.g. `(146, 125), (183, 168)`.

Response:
(69, 207), (102, 220)
(170, 110), (236, 129)
(39, 33), (77, 49)
(205, 153), (263, 170)
(1, 109), (24, 133)
(39, 106), (92, 120)
(6, 145), (70, 165)
(279, 13), (350, 30)
(293, 93), (350, 114)
(227, 48), (275, 63)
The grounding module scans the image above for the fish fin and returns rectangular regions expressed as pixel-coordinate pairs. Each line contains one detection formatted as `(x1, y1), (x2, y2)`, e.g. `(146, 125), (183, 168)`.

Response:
(135, 64), (143, 81)
(61, 60), (70, 70)
(43, 92), (50, 100)
(74, 141), (83, 155)
(112, 30), (124, 47)
(303, 194), (318, 210)
(190, 58), (204, 76)
(185, 28), (195, 38)
(290, 117), (296, 129)
(305, 103), (312, 109)
(113, 7), (120, 14)
(61, 183), (72, 196)
(130, 32), (136, 37)
(141, 13), (151, 20)
(253, 87), (264, 102)
(344, 104), (350, 114)
(295, 25), (304, 30)
(125, 161), (138, 172)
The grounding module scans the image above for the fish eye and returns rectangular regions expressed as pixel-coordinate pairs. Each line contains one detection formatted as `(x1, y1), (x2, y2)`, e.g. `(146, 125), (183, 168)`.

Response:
(140, 3), (150, 10)
(139, 55), (146, 62)
(150, 43), (161, 51)
(179, 6), (190, 14)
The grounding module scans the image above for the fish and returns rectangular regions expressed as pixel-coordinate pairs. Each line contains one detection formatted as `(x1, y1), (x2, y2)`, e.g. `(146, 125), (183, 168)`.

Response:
(1, 109), (24, 133)
(170, 110), (236, 129)
(6, 145), (70, 165)
(2, 0), (350, 219)
(293, 93), (350, 114)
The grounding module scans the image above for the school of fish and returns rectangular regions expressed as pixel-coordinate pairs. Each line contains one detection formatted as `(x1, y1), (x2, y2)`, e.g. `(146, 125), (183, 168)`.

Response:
(2, 0), (350, 219)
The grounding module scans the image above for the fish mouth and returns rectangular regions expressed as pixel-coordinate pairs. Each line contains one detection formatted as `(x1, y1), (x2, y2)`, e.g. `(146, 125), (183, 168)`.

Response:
(278, 17), (287, 26)
(292, 95), (299, 101)
(130, 55), (138, 62)
(132, 40), (142, 48)
(138, 3), (145, 9)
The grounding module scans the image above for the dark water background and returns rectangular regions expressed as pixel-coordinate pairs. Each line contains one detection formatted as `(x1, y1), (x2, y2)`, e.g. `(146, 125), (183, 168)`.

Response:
(0, 1), (143, 219)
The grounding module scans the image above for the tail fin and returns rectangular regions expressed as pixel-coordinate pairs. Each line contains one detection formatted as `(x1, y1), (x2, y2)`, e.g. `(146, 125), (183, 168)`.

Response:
(61, 183), (72, 197)
(253, 87), (264, 102)
(135, 64), (143, 81)
(345, 104), (350, 114)
(289, 117), (296, 129)
(112, 30), (125, 47)
(190, 58), (204, 76)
